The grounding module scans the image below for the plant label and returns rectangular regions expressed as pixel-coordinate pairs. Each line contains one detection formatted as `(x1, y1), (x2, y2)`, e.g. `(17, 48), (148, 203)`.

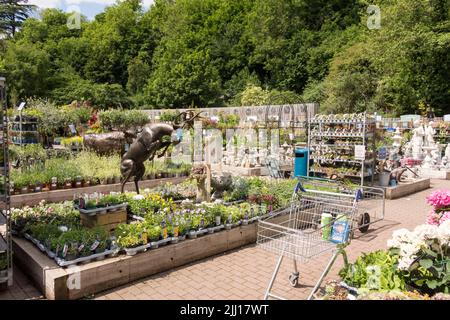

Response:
(62, 244), (68, 257)
(90, 240), (100, 251)
(215, 216), (221, 226)
(77, 244), (85, 253)
(173, 226), (179, 237)
(162, 228), (168, 239)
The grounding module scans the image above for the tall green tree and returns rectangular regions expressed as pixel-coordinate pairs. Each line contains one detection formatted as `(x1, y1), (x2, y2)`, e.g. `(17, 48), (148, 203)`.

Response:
(0, 0), (35, 37)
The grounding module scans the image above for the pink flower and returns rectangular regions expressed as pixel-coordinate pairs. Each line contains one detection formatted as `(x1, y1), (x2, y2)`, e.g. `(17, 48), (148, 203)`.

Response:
(426, 189), (450, 209)
(426, 211), (440, 226)
(440, 211), (450, 225)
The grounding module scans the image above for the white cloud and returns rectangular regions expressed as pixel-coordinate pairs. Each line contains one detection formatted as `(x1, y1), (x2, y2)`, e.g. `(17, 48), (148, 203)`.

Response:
(28, 0), (62, 8)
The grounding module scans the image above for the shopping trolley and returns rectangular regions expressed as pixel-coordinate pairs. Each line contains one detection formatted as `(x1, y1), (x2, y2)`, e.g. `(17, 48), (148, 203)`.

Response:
(256, 177), (385, 300)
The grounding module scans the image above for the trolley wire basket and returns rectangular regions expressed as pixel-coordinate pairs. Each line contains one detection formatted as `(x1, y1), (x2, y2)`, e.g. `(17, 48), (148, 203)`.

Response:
(257, 177), (385, 300)
(296, 176), (385, 234)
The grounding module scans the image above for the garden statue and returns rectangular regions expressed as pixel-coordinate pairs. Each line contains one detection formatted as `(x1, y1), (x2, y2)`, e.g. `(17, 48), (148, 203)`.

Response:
(190, 163), (211, 202)
(445, 144), (450, 159)
(120, 110), (203, 194)
(411, 120), (425, 160)
(424, 122), (436, 147)
(210, 172), (233, 199)
(390, 167), (407, 183)
(84, 130), (137, 156)
(442, 156), (449, 168)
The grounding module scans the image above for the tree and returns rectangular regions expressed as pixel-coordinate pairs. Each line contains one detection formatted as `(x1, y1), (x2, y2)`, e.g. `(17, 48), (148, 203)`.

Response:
(0, 0), (34, 37)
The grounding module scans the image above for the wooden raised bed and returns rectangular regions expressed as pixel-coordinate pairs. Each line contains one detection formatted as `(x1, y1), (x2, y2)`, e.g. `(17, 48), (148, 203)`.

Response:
(13, 221), (265, 300)
(10, 177), (186, 207)
(80, 209), (127, 232)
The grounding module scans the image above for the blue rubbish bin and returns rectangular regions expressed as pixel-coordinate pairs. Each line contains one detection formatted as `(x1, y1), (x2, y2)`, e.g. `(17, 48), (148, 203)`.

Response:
(294, 148), (309, 177)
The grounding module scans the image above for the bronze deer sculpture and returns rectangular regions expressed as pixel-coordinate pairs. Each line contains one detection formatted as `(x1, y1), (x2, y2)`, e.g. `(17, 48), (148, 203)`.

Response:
(120, 110), (202, 194)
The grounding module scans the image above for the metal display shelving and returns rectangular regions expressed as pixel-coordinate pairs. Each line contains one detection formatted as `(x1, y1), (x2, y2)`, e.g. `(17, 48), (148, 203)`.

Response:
(0, 77), (12, 289)
(307, 113), (376, 186)
(10, 117), (39, 145)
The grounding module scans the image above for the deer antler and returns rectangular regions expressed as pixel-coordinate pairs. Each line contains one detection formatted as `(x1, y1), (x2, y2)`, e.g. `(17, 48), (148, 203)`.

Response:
(173, 110), (204, 130)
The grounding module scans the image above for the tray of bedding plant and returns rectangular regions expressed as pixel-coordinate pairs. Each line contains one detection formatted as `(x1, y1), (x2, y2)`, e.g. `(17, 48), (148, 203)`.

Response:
(74, 193), (127, 216)
(24, 223), (119, 267)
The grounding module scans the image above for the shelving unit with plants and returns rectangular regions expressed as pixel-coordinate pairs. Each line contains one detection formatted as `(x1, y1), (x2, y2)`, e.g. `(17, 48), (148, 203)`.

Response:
(9, 114), (40, 145)
(308, 113), (376, 186)
(0, 77), (12, 289)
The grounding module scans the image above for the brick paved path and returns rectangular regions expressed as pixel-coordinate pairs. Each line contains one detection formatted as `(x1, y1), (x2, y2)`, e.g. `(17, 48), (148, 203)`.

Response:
(94, 179), (448, 300)
(1, 179), (448, 300)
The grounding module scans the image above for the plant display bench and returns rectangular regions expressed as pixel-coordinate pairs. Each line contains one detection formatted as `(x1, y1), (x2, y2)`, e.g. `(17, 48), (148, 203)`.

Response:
(384, 178), (430, 199)
(12, 220), (268, 299)
(10, 176), (186, 207)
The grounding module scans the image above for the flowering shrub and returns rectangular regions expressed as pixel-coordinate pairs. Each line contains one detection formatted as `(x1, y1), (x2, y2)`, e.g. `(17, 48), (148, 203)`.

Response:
(426, 190), (450, 226)
(387, 221), (450, 295)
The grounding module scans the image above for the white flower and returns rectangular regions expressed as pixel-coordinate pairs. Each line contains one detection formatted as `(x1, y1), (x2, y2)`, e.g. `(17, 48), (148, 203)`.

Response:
(414, 224), (439, 240)
(133, 195), (145, 200)
(397, 256), (416, 271)
(58, 226), (68, 232)
(391, 228), (412, 242)
(387, 238), (401, 248)
(437, 220), (450, 245)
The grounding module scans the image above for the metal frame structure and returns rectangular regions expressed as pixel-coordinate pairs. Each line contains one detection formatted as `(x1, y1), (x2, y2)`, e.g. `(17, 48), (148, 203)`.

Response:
(0, 77), (12, 288)
(307, 112), (376, 187)
(257, 178), (385, 300)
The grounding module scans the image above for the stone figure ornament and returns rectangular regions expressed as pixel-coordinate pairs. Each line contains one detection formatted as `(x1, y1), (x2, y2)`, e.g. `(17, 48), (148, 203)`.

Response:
(411, 120), (425, 160)
(120, 110), (203, 194)
(424, 121), (436, 147)
(390, 167), (407, 183)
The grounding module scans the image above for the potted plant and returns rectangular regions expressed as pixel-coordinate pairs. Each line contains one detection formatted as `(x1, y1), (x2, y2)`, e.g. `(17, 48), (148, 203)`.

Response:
(65, 245), (79, 261)
(50, 177), (58, 190)
(75, 176), (82, 188)
(64, 177), (73, 189)
(377, 160), (390, 187)
(83, 176), (91, 187)
(148, 226), (161, 247)
(34, 180), (42, 193)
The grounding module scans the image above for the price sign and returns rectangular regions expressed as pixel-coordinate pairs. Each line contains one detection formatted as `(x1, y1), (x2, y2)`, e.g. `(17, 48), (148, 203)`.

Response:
(354, 145), (366, 160)
(18, 102), (26, 111)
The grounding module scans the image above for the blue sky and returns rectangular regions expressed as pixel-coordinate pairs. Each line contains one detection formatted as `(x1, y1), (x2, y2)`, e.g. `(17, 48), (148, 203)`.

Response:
(28, 0), (154, 20)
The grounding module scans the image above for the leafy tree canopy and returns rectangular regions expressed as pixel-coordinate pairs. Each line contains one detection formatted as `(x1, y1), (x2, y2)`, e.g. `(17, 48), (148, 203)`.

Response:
(0, 0), (448, 115)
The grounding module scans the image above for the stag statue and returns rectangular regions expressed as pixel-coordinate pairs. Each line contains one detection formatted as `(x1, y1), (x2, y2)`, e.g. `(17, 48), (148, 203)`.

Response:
(83, 130), (137, 156)
(120, 110), (202, 193)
